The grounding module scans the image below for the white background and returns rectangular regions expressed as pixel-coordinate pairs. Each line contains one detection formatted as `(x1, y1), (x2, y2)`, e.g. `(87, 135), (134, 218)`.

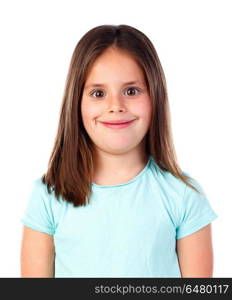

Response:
(0, 0), (231, 277)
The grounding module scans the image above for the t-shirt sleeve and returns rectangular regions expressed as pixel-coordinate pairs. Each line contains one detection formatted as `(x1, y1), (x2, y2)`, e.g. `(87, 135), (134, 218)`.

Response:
(176, 178), (218, 239)
(20, 178), (56, 235)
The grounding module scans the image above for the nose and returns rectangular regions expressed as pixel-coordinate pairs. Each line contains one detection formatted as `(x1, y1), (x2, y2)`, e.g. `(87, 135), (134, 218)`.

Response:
(107, 95), (127, 113)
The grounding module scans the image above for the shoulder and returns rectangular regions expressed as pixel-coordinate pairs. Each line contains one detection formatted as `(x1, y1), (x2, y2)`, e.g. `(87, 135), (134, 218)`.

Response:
(149, 156), (215, 211)
(33, 177), (53, 193)
(27, 176), (67, 219)
(149, 157), (218, 239)
(32, 177), (62, 204)
(28, 177), (54, 207)
(21, 177), (67, 235)
(149, 156), (187, 198)
(149, 156), (206, 197)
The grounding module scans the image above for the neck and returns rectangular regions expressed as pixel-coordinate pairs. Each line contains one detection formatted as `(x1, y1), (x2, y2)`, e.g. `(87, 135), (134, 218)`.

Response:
(92, 147), (149, 186)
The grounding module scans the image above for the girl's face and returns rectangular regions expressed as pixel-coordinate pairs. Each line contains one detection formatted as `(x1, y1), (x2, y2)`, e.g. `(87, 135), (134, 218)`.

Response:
(81, 47), (152, 156)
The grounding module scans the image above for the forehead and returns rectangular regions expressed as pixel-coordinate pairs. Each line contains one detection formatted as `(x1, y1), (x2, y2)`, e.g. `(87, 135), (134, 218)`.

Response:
(84, 48), (145, 86)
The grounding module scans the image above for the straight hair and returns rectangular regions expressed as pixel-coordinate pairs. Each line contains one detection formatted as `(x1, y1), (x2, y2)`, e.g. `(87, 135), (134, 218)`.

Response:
(41, 24), (202, 207)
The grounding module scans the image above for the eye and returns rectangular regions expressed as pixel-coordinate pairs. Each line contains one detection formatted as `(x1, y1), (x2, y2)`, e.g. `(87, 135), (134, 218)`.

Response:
(90, 90), (105, 98)
(89, 87), (141, 98)
(125, 87), (141, 96)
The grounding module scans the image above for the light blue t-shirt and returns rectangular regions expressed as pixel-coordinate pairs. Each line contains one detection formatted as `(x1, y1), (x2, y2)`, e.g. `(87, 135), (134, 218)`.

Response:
(21, 155), (218, 277)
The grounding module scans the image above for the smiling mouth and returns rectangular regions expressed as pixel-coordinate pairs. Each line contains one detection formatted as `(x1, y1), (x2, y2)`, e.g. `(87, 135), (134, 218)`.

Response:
(100, 119), (136, 129)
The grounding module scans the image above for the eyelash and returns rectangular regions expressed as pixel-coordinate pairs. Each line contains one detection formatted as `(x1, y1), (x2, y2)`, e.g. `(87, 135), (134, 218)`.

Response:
(89, 87), (142, 98)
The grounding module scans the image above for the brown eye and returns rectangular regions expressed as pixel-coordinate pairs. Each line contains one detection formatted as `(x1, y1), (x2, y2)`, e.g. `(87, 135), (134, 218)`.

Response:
(90, 87), (141, 98)
(126, 87), (140, 96)
(90, 90), (104, 98)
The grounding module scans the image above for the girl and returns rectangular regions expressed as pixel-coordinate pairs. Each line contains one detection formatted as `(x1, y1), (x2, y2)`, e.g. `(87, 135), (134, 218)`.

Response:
(20, 24), (218, 278)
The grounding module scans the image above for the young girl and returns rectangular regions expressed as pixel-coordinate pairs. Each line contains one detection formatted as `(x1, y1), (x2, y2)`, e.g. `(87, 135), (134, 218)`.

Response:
(20, 24), (218, 278)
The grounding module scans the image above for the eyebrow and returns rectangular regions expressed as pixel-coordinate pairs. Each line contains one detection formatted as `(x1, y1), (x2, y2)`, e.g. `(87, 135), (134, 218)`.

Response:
(84, 81), (145, 89)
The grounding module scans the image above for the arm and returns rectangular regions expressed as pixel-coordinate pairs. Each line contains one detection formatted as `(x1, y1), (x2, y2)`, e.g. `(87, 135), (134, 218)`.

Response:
(20, 226), (55, 277)
(176, 224), (214, 277)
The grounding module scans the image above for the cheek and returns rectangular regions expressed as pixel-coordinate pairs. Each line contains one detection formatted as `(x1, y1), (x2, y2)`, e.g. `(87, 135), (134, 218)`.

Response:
(135, 98), (152, 124)
(81, 101), (100, 128)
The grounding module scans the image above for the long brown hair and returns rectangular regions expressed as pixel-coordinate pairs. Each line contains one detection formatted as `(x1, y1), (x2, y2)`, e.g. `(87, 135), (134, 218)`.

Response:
(41, 24), (202, 207)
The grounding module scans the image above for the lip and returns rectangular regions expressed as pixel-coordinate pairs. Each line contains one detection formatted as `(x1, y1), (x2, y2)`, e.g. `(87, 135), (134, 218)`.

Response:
(100, 119), (136, 129)
(101, 119), (135, 124)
